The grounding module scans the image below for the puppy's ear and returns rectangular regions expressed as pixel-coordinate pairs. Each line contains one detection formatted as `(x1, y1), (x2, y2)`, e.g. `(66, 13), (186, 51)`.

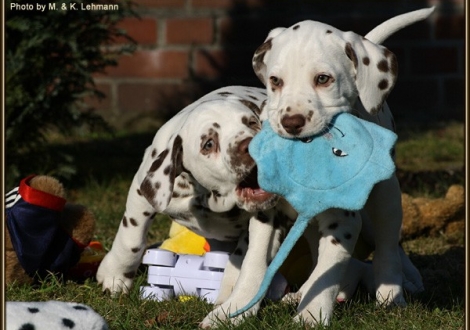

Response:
(139, 134), (183, 212)
(343, 32), (398, 115)
(252, 27), (286, 85)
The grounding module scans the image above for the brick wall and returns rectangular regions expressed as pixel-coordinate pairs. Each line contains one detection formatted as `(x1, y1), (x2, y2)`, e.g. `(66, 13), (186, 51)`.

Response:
(90, 0), (465, 130)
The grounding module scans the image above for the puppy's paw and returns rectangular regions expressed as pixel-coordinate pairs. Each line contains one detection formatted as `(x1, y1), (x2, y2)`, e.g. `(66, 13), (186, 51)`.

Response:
(199, 301), (259, 328)
(96, 252), (134, 296)
(281, 291), (302, 305)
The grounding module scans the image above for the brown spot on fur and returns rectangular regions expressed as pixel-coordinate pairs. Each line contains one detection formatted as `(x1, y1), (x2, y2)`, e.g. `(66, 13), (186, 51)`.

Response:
(293, 25), (300, 30)
(362, 57), (370, 65)
(239, 99), (261, 115)
(345, 43), (358, 69)
(177, 181), (190, 189)
(122, 216), (128, 227)
(213, 122), (220, 129)
(130, 218), (138, 226)
(131, 247), (141, 253)
(123, 271), (136, 279)
(377, 59), (389, 72)
(149, 149), (169, 172)
(378, 79), (389, 90)
(218, 91), (233, 97)
(137, 189), (142, 196)
(253, 38), (273, 84)
(331, 238), (340, 245)
(326, 30), (332, 34)
(248, 95), (259, 101)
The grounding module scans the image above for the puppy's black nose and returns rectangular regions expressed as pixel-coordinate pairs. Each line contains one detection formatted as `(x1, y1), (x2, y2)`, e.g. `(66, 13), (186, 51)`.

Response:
(281, 114), (306, 135)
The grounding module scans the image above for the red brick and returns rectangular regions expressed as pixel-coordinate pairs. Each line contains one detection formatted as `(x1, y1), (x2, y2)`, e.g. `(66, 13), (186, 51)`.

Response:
(84, 83), (112, 111)
(115, 17), (157, 45)
(118, 82), (199, 115)
(194, 49), (229, 78)
(190, 0), (234, 8)
(105, 50), (189, 78)
(133, 0), (186, 8)
(166, 18), (214, 45)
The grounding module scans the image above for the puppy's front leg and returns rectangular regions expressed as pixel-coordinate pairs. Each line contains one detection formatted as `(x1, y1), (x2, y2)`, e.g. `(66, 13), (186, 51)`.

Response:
(200, 210), (281, 328)
(295, 209), (361, 326)
(96, 175), (155, 295)
(365, 177), (406, 306)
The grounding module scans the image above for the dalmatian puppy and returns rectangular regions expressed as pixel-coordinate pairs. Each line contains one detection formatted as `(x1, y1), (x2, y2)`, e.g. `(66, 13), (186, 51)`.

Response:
(251, 7), (433, 319)
(97, 86), (278, 291)
(96, 85), (375, 327)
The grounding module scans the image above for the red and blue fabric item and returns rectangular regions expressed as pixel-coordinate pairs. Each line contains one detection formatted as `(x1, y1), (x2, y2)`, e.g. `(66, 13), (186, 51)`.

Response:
(5, 175), (86, 279)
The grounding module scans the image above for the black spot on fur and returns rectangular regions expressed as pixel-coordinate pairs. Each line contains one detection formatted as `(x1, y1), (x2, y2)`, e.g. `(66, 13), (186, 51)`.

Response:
(140, 178), (156, 202)
(122, 216), (128, 227)
(73, 305), (88, 311)
(293, 24), (300, 30)
(362, 57), (370, 65)
(218, 91), (233, 97)
(331, 238), (340, 245)
(328, 223), (338, 230)
(151, 148), (157, 158)
(28, 308), (39, 313)
(131, 247), (141, 253)
(257, 212), (270, 223)
(137, 189), (142, 196)
(62, 318), (75, 328)
(130, 218), (138, 226)
(326, 30), (332, 34)
(19, 324), (35, 330)
(213, 122), (220, 129)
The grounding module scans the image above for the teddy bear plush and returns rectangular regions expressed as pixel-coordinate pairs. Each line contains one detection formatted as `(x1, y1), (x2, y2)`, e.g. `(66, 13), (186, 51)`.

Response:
(401, 184), (464, 240)
(5, 175), (96, 285)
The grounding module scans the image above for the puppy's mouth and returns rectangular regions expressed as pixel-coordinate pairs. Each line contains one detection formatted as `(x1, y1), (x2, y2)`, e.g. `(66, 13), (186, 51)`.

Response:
(236, 166), (275, 203)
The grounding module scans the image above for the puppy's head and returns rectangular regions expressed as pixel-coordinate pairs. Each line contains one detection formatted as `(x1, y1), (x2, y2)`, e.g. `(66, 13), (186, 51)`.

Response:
(253, 21), (398, 138)
(140, 89), (278, 214)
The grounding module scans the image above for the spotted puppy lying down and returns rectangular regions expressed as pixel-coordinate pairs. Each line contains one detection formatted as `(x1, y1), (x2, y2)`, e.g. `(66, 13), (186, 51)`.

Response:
(97, 86), (420, 328)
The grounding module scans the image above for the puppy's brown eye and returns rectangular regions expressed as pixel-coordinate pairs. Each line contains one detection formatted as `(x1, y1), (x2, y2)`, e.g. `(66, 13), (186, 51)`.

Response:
(270, 76), (283, 87)
(316, 74), (330, 85)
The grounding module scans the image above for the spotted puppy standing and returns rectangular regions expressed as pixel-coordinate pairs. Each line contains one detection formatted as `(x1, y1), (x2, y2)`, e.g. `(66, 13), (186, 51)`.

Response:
(251, 7), (433, 320)
(96, 86), (292, 318)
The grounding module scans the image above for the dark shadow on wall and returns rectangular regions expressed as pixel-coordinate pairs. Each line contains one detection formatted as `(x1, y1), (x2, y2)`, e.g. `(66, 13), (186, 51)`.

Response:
(192, 0), (464, 123)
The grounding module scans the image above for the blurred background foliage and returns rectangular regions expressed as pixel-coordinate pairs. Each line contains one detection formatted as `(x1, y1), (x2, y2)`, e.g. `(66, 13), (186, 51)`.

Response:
(5, 0), (138, 187)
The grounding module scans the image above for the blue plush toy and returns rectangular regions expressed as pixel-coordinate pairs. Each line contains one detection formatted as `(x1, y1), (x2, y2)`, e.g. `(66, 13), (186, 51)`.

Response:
(230, 112), (397, 318)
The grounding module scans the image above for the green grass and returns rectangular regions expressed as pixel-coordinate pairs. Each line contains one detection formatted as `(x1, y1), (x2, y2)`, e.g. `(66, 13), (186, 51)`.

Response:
(5, 121), (465, 329)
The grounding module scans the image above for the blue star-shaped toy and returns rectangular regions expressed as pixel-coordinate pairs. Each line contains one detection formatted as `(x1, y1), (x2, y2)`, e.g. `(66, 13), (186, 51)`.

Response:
(230, 112), (397, 317)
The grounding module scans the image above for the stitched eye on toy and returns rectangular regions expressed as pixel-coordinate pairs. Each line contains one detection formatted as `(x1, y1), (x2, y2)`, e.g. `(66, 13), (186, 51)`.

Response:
(270, 76), (283, 88)
(332, 148), (348, 157)
(315, 74), (332, 86)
